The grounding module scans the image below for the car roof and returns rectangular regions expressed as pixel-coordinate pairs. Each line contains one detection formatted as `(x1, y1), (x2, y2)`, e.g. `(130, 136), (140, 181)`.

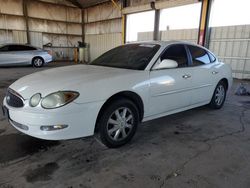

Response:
(127, 40), (215, 55)
(127, 40), (202, 47)
(3, 43), (28, 46)
(0, 43), (39, 49)
(1, 43), (36, 47)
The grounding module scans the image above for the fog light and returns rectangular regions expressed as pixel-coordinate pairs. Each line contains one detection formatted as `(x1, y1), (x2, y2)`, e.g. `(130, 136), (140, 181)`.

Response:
(40, 125), (68, 131)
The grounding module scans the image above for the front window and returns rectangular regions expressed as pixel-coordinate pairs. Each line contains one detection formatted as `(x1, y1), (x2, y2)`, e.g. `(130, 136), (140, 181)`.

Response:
(161, 44), (188, 68)
(91, 44), (160, 70)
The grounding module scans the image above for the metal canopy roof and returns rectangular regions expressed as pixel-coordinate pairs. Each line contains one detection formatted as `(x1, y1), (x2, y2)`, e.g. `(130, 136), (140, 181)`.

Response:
(67, 0), (110, 8)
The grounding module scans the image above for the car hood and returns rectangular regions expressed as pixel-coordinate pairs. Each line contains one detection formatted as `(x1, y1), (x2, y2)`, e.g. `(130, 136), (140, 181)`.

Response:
(9, 64), (147, 102)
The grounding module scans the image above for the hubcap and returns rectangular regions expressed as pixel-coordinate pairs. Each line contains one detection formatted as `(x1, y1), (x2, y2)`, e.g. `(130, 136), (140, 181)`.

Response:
(34, 58), (42, 67)
(215, 85), (225, 105)
(107, 107), (134, 141)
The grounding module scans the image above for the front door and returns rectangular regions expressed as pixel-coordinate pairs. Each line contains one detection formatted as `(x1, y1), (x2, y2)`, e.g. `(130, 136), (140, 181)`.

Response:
(149, 44), (193, 116)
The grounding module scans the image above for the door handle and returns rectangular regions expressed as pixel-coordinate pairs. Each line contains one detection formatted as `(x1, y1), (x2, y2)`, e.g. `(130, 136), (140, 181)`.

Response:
(182, 74), (191, 79)
(212, 71), (218, 75)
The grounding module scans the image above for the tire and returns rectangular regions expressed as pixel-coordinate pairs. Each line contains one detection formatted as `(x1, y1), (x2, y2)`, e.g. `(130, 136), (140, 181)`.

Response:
(209, 81), (227, 109)
(98, 98), (139, 148)
(32, 57), (44, 68)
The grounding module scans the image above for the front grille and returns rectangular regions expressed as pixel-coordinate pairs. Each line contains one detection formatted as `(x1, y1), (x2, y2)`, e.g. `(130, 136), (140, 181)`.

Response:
(6, 89), (24, 108)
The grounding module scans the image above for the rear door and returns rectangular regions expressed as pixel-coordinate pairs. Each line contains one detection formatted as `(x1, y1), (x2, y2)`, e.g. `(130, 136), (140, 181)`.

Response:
(8, 45), (35, 65)
(0, 45), (12, 65)
(149, 44), (193, 116)
(186, 45), (220, 105)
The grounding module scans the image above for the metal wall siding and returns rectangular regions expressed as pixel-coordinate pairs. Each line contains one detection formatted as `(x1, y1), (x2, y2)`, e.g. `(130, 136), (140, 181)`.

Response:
(28, 18), (82, 35)
(85, 19), (122, 35)
(0, 0), (23, 15)
(27, 1), (81, 23)
(138, 32), (154, 41)
(0, 15), (26, 30)
(84, 2), (121, 23)
(85, 33), (122, 61)
(209, 25), (250, 79)
(161, 29), (198, 43)
(30, 32), (43, 48)
(12, 30), (27, 44)
(67, 23), (82, 35)
(28, 1), (66, 21)
(0, 30), (13, 43)
(66, 7), (82, 23)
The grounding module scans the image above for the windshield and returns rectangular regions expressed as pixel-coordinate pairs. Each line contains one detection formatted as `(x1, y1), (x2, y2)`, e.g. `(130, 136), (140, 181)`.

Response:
(91, 43), (160, 70)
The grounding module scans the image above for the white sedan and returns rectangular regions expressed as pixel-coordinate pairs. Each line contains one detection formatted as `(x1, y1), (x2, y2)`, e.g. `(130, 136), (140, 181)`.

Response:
(0, 44), (52, 67)
(2, 41), (232, 148)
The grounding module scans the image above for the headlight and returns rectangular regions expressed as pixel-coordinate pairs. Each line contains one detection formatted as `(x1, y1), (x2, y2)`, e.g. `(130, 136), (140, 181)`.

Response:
(29, 93), (41, 107)
(41, 91), (79, 109)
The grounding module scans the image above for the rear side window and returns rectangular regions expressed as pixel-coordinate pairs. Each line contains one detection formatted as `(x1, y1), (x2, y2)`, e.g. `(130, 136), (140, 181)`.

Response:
(161, 44), (188, 68)
(188, 45), (210, 66)
(8, 45), (21, 51)
(23, 46), (37, 51)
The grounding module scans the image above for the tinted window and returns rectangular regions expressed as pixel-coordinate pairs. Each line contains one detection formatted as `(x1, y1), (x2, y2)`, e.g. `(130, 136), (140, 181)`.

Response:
(91, 44), (160, 70)
(0, 45), (9, 52)
(161, 44), (188, 67)
(23, 46), (37, 51)
(8, 45), (21, 51)
(8, 45), (36, 51)
(188, 45), (210, 66)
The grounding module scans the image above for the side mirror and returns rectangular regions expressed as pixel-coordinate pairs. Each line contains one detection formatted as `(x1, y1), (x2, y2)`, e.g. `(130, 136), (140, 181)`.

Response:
(154, 59), (178, 70)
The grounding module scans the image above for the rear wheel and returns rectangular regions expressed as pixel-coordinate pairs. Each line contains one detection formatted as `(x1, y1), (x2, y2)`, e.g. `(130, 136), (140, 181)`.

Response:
(209, 81), (227, 109)
(32, 57), (44, 68)
(98, 99), (139, 148)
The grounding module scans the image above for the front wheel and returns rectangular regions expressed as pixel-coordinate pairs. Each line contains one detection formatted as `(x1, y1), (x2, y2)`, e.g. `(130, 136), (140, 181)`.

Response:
(98, 99), (139, 148)
(209, 81), (227, 109)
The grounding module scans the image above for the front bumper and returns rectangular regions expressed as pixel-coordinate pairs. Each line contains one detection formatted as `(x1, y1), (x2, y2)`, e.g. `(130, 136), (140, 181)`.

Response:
(3, 97), (104, 140)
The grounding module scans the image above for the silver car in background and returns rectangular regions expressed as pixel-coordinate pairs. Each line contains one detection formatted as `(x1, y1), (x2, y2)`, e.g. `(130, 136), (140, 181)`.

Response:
(0, 44), (52, 67)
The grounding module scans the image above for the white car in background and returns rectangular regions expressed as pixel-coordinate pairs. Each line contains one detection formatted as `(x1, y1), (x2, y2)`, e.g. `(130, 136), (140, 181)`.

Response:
(2, 41), (232, 148)
(0, 44), (52, 67)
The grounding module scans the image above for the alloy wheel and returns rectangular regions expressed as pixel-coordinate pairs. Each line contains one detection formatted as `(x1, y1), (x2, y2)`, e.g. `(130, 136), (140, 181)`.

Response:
(106, 107), (134, 141)
(215, 85), (225, 106)
(34, 58), (43, 67)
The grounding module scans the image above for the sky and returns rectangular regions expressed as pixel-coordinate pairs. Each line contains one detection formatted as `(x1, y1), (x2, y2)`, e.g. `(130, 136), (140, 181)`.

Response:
(126, 0), (250, 42)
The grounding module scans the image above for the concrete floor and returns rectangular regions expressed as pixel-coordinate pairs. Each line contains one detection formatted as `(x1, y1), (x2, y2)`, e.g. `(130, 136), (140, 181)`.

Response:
(0, 62), (250, 188)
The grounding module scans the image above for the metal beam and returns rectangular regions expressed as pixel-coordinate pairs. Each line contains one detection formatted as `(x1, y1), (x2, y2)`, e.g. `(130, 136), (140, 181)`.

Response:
(111, 0), (125, 44)
(122, 0), (127, 44)
(153, 9), (160, 40)
(23, 0), (30, 44)
(81, 0), (110, 8)
(198, 0), (213, 47)
(82, 9), (85, 43)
